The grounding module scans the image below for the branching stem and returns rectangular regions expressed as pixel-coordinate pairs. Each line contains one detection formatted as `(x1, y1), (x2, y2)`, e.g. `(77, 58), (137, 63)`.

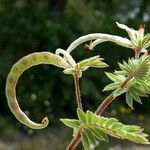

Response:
(68, 72), (135, 149)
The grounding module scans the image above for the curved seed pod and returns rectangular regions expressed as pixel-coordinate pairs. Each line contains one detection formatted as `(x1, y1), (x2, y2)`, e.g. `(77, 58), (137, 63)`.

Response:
(66, 33), (132, 53)
(6, 52), (69, 129)
(55, 48), (76, 67)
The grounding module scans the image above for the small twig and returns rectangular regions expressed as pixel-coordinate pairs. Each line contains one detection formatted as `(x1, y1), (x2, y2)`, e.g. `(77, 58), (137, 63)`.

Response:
(95, 94), (114, 115)
(120, 75), (133, 88)
(96, 75), (134, 115)
(67, 129), (82, 150)
(67, 74), (82, 150)
(73, 74), (83, 110)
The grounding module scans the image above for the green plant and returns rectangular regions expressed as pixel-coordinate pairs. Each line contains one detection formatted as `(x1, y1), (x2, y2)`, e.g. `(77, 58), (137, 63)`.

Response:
(5, 22), (150, 149)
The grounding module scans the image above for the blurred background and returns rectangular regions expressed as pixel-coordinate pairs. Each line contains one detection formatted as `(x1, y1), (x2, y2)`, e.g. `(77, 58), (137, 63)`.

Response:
(0, 0), (150, 149)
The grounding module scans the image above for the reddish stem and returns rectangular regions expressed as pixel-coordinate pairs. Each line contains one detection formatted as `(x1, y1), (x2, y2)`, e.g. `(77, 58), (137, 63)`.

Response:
(67, 129), (82, 150)
(68, 73), (134, 149)
(95, 74), (135, 115)
(95, 94), (114, 115)
(73, 74), (83, 110)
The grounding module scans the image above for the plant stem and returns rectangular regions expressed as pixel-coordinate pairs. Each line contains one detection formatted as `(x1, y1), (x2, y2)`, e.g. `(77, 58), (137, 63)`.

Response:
(66, 94), (116, 150)
(68, 74), (134, 149)
(95, 74), (134, 115)
(67, 95), (116, 150)
(135, 48), (141, 59)
(67, 74), (82, 150)
(67, 129), (82, 150)
(73, 74), (83, 110)
(95, 94), (114, 115)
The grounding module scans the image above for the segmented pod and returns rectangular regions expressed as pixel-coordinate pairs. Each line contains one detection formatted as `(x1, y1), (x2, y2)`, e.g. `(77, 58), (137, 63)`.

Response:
(6, 52), (69, 129)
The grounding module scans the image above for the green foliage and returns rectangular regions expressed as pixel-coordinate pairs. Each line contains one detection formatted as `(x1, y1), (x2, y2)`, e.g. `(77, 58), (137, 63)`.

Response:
(103, 55), (150, 109)
(61, 109), (149, 149)
(63, 55), (108, 76)
(117, 55), (150, 80)
(60, 119), (80, 128)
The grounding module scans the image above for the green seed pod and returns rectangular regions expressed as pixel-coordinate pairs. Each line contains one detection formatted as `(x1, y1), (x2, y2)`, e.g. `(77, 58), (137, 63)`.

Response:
(6, 52), (69, 129)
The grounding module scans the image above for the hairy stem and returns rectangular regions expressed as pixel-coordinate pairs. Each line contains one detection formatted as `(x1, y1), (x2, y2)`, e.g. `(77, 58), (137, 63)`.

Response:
(73, 74), (83, 110)
(68, 73), (134, 149)
(95, 94), (114, 115)
(96, 74), (134, 115)
(66, 94), (116, 150)
(67, 129), (82, 150)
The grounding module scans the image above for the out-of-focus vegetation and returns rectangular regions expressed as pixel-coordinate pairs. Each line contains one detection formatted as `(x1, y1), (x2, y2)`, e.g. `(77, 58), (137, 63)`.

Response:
(0, 0), (149, 149)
